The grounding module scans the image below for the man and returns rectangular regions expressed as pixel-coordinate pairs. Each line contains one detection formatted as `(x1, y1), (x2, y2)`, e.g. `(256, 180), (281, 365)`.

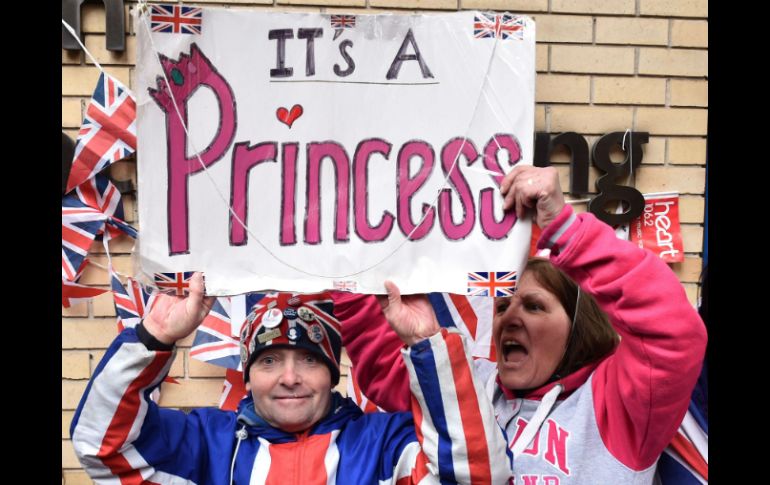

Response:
(71, 273), (512, 484)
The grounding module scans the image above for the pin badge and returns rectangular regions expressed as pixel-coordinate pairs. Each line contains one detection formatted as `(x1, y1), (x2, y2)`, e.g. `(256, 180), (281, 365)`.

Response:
(258, 328), (281, 343)
(261, 308), (283, 328)
(287, 296), (302, 307)
(283, 308), (298, 320)
(287, 327), (299, 341)
(298, 307), (316, 322)
(240, 344), (249, 364)
(308, 324), (324, 343)
(246, 310), (258, 326)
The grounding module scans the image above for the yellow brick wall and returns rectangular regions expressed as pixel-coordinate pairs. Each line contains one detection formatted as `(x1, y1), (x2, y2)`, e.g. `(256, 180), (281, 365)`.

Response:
(61, 2), (707, 482)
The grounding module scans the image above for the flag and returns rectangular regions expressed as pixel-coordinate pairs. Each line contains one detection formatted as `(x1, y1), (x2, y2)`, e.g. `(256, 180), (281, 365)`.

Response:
(62, 175), (138, 281)
(75, 173), (123, 221)
(150, 4), (203, 35)
(219, 368), (248, 411)
(467, 271), (518, 297)
(75, 173), (138, 239)
(62, 193), (108, 281)
(473, 13), (526, 40)
(63, 262), (106, 308)
(429, 293), (496, 360)
(347, 367), (382, 413)
(63, 279), (108, 308)
(190, 298), (241, 369)
(330, 15), (356, 29)
(111, 272), (155, 331)
(153, 272), (194, 296)
(656, 402), (708, 483)
(67, 72), (136, 192)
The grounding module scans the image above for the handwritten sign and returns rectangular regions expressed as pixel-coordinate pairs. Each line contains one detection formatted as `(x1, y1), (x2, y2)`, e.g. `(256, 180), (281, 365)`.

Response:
(135, 8), (536, 295)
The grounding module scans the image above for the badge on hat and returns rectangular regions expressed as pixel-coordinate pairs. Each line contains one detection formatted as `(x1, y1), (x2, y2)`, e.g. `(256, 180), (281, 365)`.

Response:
(308, 323), (324, 343)
(298, 306), (316, 322)
(246, 310), (258, 326)
(261, 308), (283, 328)
(240, 343), (249, 364)
(283, 308), (298, 320)
(287, 296), (302, 307)
(258, 328), (282, 343)
(287, 327), (299, 341)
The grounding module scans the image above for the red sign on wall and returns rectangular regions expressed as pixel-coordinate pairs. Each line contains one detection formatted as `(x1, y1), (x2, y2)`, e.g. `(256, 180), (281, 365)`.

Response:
(630, 192), (684, 263)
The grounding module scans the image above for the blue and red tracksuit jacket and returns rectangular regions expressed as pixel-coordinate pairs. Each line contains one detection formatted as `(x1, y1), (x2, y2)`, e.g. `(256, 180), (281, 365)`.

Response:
(71, 328), (513, 484)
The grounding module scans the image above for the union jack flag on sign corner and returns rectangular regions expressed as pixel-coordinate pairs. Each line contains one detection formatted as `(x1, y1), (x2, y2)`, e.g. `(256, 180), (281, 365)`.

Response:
(154, 272), (195, 296)
(67, 72), (136, 193)
(473, 13), (526, 41)
(330, 15), (356, 29)
(467, 271), (518, 297)
(150, 4), (203, 35)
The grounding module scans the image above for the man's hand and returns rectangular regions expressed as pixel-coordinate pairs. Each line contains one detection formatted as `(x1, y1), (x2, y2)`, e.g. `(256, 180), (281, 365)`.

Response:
(142, 272), (216, 345)
(376, 281), (440, 347)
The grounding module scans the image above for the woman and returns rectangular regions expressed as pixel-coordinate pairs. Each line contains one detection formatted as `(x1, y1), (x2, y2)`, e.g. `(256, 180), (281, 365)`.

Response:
(337, 166), (707, 483)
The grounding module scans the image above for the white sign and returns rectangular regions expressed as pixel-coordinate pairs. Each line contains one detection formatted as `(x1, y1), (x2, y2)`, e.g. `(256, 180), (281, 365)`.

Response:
(135, 8), (535, 295)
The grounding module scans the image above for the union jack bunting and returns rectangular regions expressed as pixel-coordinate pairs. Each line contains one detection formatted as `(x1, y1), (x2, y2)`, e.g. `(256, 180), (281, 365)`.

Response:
(219, 368), (248, 411)
(75, 173), (137, 239)
(190, 297), (242, 370)
(67, 73), (136, 192)
(429, 292), (496, 360)
(467, 271), (517, 297)
(473, 13), (525, 40)
(63, 262), (107, 308)
(112, 272), (156, 331)
(154, 272), (194, 296)
(62, 193), (108, 281)
(75, 173), (123, 221)
(150, 4), (203, 35)
(330, 15), (356, 29)
(62, 175), (138, 281)
(63, 279), (108, 308)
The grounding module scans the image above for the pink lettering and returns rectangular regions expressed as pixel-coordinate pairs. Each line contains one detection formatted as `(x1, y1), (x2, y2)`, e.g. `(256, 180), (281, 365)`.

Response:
(439, 138), (477, 240)
(229, 142), (277, 245)
(305, 142), (351, 244)
(510, 417), (528, 449)
(397, 140), (435, 240)
(353, 139), (395, 242)
(543, 477), (560, 485)
(150, 43), (237, 255)
(280, 143), (299, 246)
(544, 419), (570, 475)
(479, 134), (522, 239)
(522, 475), (540, 485)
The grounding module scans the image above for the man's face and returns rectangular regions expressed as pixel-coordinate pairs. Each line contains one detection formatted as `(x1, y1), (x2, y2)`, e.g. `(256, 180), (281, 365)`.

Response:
(246, 347), (332, 433)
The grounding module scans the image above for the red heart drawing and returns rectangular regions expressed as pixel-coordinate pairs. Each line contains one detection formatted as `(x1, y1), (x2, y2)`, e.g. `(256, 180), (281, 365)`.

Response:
(276, 104), (304, 128)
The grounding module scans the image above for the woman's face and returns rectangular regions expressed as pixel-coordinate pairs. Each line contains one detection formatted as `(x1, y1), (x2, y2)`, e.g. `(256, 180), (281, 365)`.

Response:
(493, 271), (571, 391)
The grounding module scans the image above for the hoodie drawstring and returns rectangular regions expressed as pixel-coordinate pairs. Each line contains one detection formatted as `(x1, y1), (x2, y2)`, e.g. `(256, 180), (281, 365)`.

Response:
(230, 425), (248, 485)
(510, 384), (563, 457)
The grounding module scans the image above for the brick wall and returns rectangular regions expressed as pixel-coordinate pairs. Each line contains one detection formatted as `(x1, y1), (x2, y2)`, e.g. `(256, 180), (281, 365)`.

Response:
(61, 1), (707, 482)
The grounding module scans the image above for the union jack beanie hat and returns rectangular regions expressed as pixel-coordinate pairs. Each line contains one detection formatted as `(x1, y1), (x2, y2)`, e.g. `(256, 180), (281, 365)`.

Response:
(239, 292), (342, 385)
